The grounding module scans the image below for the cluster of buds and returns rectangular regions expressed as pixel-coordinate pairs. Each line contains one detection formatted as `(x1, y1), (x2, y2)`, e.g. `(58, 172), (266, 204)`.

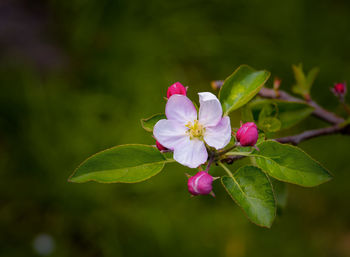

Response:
(331, 82), (347, 102)
(183, 81), (346, 196)
(158, 82), (261, 197)
(185, 122), (259, 197)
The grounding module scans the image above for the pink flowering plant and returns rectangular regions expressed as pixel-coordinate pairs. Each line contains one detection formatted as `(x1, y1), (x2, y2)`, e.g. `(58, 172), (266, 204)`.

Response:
(69, 65), (350, 228)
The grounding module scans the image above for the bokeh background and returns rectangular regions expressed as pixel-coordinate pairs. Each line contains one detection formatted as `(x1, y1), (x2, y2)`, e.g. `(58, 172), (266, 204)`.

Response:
(1, 0), (350, 256)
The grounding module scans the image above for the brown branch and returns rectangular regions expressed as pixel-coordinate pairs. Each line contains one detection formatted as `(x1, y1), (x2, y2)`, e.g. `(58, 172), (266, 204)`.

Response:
(276, 124), (347, 145)
(258, 87), (302, 102)
(258, 87), (345, 125)
(221, 123), (349, 164)
(212, 80), (345, 124)
(211, 80), (349, 151)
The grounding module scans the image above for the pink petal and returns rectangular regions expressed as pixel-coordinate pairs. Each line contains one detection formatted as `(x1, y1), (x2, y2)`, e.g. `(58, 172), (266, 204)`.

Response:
(198, 92), (222, 127)
(204, 116), (231, 150)
(153, 119), (188, 150)
(165, 95), (197, 125)
(173, 138), (208, 168)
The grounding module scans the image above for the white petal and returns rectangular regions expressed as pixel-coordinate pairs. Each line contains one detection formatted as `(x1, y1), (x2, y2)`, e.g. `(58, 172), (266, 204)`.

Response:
(198, 92), (223, 127)
(165, 95), (197, 124)
(173, 138), (208, 168)
(153, 119), (188, 150)
(204, 116), (231, 150)
(198, 92), (218, 102)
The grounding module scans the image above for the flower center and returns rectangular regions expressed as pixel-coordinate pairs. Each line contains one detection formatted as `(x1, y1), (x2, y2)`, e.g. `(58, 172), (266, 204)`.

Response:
(186, 120), (205, 140)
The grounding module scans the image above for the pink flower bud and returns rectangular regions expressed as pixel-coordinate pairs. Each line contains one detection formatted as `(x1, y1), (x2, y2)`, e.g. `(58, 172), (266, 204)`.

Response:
(333, 82), (347, 96)
(187, 171), (213, 196)
(236, 122), (258, 146)
(156, 141), (167, 151)
(167, 82), (187, 99)
(273, 77), (281, 91)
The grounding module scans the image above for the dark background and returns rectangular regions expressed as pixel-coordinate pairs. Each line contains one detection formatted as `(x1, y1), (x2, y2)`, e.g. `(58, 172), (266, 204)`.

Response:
(1, 0), (350, 256)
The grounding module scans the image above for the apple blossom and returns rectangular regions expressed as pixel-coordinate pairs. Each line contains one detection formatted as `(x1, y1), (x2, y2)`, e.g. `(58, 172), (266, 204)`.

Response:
(153, 92), (231, 168)
(70, 64), (338, 229)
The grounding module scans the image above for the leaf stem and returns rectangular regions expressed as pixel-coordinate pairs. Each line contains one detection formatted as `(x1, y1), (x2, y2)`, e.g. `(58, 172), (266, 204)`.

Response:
(164, 159), (176, 163)
(225, 152), (252, 156)
(218, 162), (234, 179)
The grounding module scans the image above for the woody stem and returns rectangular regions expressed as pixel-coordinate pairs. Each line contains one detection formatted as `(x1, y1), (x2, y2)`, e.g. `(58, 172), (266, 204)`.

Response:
(211, 80), (350, 164)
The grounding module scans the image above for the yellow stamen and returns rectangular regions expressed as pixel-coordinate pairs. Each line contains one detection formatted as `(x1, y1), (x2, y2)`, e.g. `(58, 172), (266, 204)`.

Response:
(186, 120), (205, 140)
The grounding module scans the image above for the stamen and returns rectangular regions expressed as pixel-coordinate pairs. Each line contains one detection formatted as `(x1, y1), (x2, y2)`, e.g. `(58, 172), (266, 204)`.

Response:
(186, 120), (205, 140)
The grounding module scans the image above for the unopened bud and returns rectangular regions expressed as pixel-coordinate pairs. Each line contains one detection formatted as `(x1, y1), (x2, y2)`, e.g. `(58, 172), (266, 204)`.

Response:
(187, 171), (213, 196)
(273, 77), (281, 91)
(156, 141), (168, 151)
(167, 82), (187, 99)
(332, 82), (347, 97)
(236, 122), (258, 146)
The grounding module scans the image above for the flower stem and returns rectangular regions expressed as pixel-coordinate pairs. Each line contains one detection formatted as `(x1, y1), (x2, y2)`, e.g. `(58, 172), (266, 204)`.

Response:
(342, 102), (350, 116)
(216, 143), (239, 156)
(204, 153), (215, 172)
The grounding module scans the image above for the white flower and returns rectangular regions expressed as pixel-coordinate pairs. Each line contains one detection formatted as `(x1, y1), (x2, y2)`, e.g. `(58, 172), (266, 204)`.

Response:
(153, 92), (231, 168)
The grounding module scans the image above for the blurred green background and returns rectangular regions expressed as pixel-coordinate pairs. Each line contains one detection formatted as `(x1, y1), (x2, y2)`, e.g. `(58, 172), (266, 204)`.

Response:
(1, 0), (350, 256)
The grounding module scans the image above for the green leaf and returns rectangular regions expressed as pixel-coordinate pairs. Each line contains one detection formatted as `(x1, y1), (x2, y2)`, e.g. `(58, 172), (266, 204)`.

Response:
(292, 63), (319, 98)
(277, 102), (313, 129)
(219, 65), (270, 115)
(242, 99), (314, 130)
(258, 117), (282, 132)
(141, 113), (166, 132)
(221, 165), (276, 228)
(69, 144), (172, 183)
(257, 102), (281, 132)
(305, 67), (319, 90)
(270, 177), (288, 210)
(258, 102), (278, 120)
(252, 141), (332, 187)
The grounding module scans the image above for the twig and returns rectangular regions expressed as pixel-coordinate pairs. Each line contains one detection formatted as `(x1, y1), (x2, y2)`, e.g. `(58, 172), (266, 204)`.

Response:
(212, 79), (349, 163)
(259, 88), (345, 125)
(341, 102), (350, 116)
(220, 124), (348, 164)
(212, 80), (345, 124)
(220, 155), (245, 165)
(258, 87), (302, 102)
(276, 124), (347, 145)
